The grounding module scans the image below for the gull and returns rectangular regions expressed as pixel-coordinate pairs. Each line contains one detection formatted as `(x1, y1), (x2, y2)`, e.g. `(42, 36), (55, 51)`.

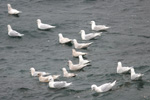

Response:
(79, 55), (90, 65)
(73, 39), (93, 49)
(7, 25), (24, 37)
(7, 4), (22, 15)
(37, 73), (60, 82)
(91, 80), (116, 93)
(117, 62), (132, 74)
(37, 73), (51, 82)
(48, 76), (72, 88)
(79, 30), (102, 40)
(62, 68), (77, 78)
(90, 21), (110, 31)
(37, 19), (56, 30)
(68, 60), (89, 71)
(30, 67), (50, 77)
(72, 49), (88, 57)
(130, 68), (144, 80)
(58, 33), (72, 44)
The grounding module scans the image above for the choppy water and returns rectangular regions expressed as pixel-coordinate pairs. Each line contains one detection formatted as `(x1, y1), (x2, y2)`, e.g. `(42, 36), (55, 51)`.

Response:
(0, 0), (150, 100)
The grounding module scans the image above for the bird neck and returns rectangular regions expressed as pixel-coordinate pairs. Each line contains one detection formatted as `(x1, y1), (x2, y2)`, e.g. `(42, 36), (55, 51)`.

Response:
(91, 22), (95, 30)
(81, 32), (85, 39)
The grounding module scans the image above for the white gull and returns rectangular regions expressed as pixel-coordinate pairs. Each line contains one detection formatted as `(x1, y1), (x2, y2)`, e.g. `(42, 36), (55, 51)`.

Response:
(7, 25), (24, 37)
(58, 33), (72, 44)
(7, 4), (22, 15)
(48, 76), (72, 88)
(117, 62), (132, 74)
(130, 67), (144, 80)
(72, 49), (88, 57)
(68, 60), (89, 71)
(73, 39), (93, 49)
(30, 67), (50, 77)
(62, 68), (77, 78)
(90, 21), (110, 31)
(79, 30), (102, 40)
(79, 55), (90, 65)
(91, 80), (116, 93)
(37, 19), (56, 30)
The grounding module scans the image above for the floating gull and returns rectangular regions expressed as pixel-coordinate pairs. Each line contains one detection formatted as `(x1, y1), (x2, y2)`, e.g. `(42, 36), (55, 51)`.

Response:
(7, 4), (22, 15)
(79, 55), (90, 65)
(37, 73), (60, 82)
(58, 33), (72, 44)
(30, 67), (50, 77)
(72, 49), (88, 57)
(68, 60), (89, 71)
(91, 80), (116, 93)
(37, 19), (56, 30)
(48, 76), (72, 88)
(90, 21), (110, 31)
(73, 39), (93, 49)
(7, 25), (24, 37)
(117, 62), (132, 74)
(37, 73), (51, 82)
(79, 30), (102, 40)
(130, 68), (144, 80)
(62, 68), (77, 78)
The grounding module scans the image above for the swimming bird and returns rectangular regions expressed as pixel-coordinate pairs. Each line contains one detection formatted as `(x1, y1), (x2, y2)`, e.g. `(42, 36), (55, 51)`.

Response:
(7, 25), (24, 37)
(91, 80), (116, 93)
(37, 19), (56, 30)
(90, 21), (110, 31)
(62, 68), (77, 78)
(79, 30), (102, 40)
(68, 60), (89, 71)
(72, 49), (88, 57)
(130, 68), (144, 80)
(30, 67), (50, 77)
(117, 62), (132, 74)
(58, 33), (72, 44)
(73, 39), (93, 49)
(37, 73), (51, 82)
(79, 55), (90, 65)
(48, 76), (72, 88)
(7, 4), (22, 15)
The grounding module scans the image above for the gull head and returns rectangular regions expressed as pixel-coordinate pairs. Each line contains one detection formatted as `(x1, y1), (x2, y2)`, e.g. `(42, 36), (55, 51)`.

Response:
(62, 67), (66, 72)
(73, 39), (77, 43)
(37, 19), (41, 24)
(30, 67), (35, 72)
(7, 25), (12, 31)
(91, 84), (97, 91)
(90, 21), (95, 25)
(117, 62), (122, 67)
(7, 4), (11, 10)
(79, 30), (85, 34)
(58, 33), (63, 37)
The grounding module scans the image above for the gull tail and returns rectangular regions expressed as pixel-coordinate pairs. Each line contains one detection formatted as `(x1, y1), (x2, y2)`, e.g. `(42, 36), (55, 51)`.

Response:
(66, 82), (72, 87)
(95, 32), (102, 36)
(111, 80), (116, 87)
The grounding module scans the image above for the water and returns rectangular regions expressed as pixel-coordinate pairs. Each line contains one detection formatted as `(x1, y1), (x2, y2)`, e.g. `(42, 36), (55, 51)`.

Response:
(0, 0), (150, 100)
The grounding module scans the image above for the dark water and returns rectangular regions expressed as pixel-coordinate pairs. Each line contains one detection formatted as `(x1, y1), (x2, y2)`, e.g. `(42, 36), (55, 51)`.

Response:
(0, 0), (150, 100)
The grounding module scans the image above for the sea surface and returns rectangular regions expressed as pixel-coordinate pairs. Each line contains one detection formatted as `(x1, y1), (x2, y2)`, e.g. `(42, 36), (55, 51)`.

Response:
(0, 0), (150, 100)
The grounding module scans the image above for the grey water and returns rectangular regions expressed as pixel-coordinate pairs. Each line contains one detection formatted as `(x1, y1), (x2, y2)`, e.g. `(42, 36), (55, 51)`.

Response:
(0, 0), (150, 100)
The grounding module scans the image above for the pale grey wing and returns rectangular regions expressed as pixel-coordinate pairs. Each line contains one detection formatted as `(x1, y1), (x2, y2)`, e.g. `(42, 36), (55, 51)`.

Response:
(99, 83), (112, 92)
(85, 33), (95, 40)
(9, 30), (20, 36)
(40, 24), (51, 29)
(53, 81), (66, 88)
